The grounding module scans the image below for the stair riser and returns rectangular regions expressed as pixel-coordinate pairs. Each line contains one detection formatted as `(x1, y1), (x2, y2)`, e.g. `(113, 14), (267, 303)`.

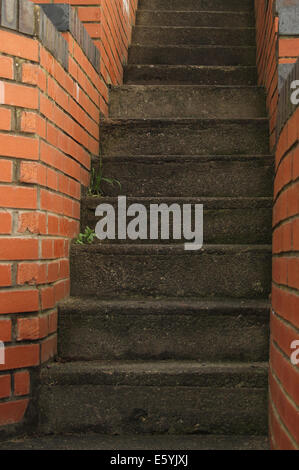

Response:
(136, 11), (254, 28)
(124, 65), (258, 86)
(38, 384), (268, 435)
(81, 200), (272, 245)
(138, 0), (254, 11)
(100, 121), (269, 156)
(129, 46), (256, 66)
(109, 86), (266, 119)
(132, 27), (256, 46)
(59, 309), (269, 362)
(96, 157), (274, 198)
(70, 246), (271, 299)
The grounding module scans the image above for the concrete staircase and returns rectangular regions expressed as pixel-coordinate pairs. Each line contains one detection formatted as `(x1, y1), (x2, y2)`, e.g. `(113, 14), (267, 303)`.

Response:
(37, 0), (272, 448)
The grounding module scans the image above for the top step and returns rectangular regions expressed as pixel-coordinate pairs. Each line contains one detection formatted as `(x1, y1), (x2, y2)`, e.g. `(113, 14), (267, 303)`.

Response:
(138, 0), (254, 12)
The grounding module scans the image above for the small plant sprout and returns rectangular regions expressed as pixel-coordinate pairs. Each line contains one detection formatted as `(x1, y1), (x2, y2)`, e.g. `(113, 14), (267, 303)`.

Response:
(76, 227), (96, 245)
(88, 158), (121, 196)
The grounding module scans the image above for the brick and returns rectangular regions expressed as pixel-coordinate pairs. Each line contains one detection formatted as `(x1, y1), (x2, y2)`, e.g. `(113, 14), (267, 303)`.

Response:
(279, 38), (299, 58)
(48, 261), (60, 283)
(41, 286), (55, 309)
(0, 289), (39, 314)
(271, 342), (299, 406)
(0, 264), (11, 287)
(0, 344), (39, 371)
(269, 401), (297, 450)
(0, 81), (38, 109)
(0, 30), (38, 62)
(0, 55), (14, 79)
(0, 159), (13, 182)
(0, 186), (37, 210)
(0, 374), (11, 399)
(41, 239), (54, 259)
(17, 316), (47, 341)
(271, 311), (299, 360)
(18, 212), (47, 235)
(0, 109), (11, 131)
(17, 262), (47, 286)
(0, 133), (39, 160)
(22, 64), (46, 92)
(14, 370), (30, 396)
(0, 238), (38, 261)
(0, 399), (29, 426)
(21, 112), (46, 138)
(19, 162), (47, 186)
(288, 258), (299, 290)
(0, 319), (12, 342)
(41, 334), (57, 363)
(48, 215), (60, 236)
(48, 310), (58, 334)
(54, 279), (66, 302)
(269, 371), (299, 444)
(0, 212), (12, 234)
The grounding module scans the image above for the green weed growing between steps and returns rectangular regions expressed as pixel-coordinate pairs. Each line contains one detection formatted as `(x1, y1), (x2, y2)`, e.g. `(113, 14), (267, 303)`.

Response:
(75, 227), (96, 245)
(88, 158), (121, 197)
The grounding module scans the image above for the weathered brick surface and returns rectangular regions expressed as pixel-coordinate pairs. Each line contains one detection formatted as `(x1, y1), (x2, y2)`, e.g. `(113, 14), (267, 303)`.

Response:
(0, 0), (137, 432)
(256, 0), (299, 451)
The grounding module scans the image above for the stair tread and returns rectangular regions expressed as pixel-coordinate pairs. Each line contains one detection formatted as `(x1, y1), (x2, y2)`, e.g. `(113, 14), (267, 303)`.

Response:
(83, 196), (273, 205)
(72, 244), (272, 253)
(41, 360), (269, 387)
(60, 296), (270, 313)
(101, 117), (268, 124)
(98, 154), (273, 160)
(0, 433), (269, 450)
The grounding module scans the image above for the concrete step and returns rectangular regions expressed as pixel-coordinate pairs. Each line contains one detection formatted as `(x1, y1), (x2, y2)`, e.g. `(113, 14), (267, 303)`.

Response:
(81, 196), (272, 245)
(94, 155), (274, 198)
(124, 65), (258, 86)
(38, 361), (268, 435)
(138, 0), (254, 12)
(58, 297), (270, 362)
(128, 45), (256, 66)
(132, 26), (256, 46)
(99, 119), (269, 156)
(109, 86), (266, 119)
(0, 433), (270, 450)
(70, 244), (271, 300)
(136, 11), (254, 28)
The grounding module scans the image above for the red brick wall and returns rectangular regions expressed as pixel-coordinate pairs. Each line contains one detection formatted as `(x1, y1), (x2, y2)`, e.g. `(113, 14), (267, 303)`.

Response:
(255, 0), (299, 450)
(32, 1), (138, 87)
(255, 0), (278, 151)
(0, 0), (137, 433)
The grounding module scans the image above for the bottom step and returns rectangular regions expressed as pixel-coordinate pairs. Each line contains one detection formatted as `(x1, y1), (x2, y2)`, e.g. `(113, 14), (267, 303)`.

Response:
(0, 433), (269, 450)
(38, 361), (268, 436)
